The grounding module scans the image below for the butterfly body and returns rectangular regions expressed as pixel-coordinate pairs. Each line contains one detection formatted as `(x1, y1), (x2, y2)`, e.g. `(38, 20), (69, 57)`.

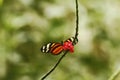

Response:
(41, 37), (78, 55)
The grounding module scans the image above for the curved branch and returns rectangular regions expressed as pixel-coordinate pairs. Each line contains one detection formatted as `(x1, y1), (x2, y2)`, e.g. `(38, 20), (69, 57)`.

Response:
(40, 0), (79, 79)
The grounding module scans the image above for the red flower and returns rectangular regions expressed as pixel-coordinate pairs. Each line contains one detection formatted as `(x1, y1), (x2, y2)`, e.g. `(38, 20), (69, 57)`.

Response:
(63, 41), (74, 53)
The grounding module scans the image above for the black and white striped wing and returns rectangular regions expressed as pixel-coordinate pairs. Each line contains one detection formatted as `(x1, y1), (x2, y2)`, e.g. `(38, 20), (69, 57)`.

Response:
(41, 43), (52, 53)
(65, 37), (78, 45)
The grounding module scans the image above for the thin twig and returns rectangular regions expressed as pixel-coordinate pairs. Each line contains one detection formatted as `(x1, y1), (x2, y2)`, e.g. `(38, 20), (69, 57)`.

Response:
(41, 51), (68, 80)
(40, 0), (79, 79)
(74, 0), (79, 41)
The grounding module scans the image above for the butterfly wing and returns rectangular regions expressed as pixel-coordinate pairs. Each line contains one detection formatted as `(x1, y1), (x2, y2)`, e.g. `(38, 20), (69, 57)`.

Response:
(65, 37), (78, 45)
(41, 37), (78, 55)
(41, 43), (63, 55)
(41, 43), (52, 53)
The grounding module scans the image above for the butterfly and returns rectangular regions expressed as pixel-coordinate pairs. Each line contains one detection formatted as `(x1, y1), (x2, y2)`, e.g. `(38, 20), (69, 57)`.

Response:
(41, 37), (78, 55)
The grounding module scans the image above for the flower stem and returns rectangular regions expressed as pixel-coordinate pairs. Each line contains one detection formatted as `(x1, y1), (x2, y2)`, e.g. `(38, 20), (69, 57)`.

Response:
(108, 68), (120, 80)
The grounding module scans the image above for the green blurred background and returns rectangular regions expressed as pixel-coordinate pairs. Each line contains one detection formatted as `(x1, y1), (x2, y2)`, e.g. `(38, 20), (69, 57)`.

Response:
(0, 0), (120, 80)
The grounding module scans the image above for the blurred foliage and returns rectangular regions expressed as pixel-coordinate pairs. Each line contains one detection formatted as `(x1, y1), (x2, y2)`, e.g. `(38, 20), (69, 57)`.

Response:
(0, 0), (3, 6)
(0, 0), (120, 80)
